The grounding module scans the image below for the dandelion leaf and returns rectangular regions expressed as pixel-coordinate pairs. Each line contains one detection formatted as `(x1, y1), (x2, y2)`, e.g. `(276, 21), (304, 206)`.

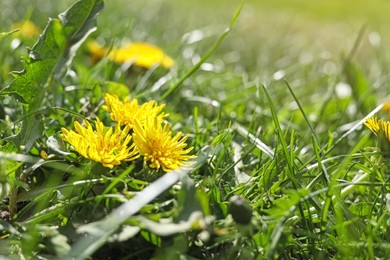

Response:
(0, 0), (104, 152)
(2, 0), (104, 105)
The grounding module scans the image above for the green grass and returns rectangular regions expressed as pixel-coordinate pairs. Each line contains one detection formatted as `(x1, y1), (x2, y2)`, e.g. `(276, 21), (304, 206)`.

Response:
(1, 0), (390, 259)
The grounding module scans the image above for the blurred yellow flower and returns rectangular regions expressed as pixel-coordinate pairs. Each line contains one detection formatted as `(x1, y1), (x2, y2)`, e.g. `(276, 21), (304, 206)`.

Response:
(86, 40), (174, 69)
(382, 100), (390, 112)
(364, 116), (390, 144)
(103, 93), (168, 128)
(86, 40), (106, 62)
(109, 42), (174, 69)
(11, 20), (40, 39)
(132, 117), (196, 172)
(61, 117), (138, 169)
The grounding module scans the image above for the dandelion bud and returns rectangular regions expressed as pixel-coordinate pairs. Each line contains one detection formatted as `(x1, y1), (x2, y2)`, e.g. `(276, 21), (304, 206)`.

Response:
(228, 195), (252, 225)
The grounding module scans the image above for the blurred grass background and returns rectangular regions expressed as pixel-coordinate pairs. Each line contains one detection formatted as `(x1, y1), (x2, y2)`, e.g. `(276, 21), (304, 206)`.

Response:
(2, 0), (390, 258)
(3, 0), (389, 153)
(4, 0), (390, 61)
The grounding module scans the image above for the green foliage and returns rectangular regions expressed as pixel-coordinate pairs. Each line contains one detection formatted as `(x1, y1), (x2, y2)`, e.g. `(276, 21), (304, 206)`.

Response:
(1, 0), (104, 152)
(3, 0), (103, 105)
(0, 0), (390, 259)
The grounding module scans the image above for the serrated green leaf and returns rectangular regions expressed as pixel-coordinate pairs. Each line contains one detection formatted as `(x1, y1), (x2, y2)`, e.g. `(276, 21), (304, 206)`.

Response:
(0, 0), (104, 152)
(2, 0), (104, 105)
(55, 0), (105, 79)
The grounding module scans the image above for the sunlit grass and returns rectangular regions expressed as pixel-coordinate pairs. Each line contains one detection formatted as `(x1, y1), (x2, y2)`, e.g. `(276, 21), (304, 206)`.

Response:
(1, 0), (390, 259)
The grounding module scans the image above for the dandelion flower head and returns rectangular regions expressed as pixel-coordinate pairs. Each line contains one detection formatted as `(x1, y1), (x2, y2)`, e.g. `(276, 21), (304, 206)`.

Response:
(364, 117), (381, 136)
(364, 116), (390, 153)
(109, 42), (174, 69)
(61, 117), (138, 169)
(132, 117), (196, 172)
(87, 40), (174, 69)
(382, 99), (390, 113)
(103, 93), (168, 128)
(86, 40), (106, 62)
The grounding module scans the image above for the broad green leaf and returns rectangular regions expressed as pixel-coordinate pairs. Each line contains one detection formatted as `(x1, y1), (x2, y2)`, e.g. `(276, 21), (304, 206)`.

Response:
(2, 0), (104, 105)
(0, 0), (104, 152)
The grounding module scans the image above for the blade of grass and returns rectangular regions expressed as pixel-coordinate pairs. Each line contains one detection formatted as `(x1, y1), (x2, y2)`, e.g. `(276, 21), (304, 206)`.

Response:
(284, 80), (330, 184)
(341, 25), (367, 74)
(65, 159), (202, 259)
(91, 164), (135, 213)
(297, 102), (384, 175)
(320, 130), (370, 231)
(261, 83), (319, 253)
(233, 121), (274, 159)
(159, 2), (244, 101)
(260, 83), (300, 188)
(0, 29), (18, 39)
(325, 102), (384, 155)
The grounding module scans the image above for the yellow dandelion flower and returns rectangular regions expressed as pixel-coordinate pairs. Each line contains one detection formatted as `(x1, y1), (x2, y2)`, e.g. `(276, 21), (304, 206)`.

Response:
(11, 20), (40, 39)
(382, 100), (390, 112)
(86, 40), (106, 62)
(364, 117), (381, 136)
(365, 116), (390, 146)
(61, 117), (138, 169)
(103, 93), (168, 128)
(86, 40), (174, 69)
(132, 117), (196, 172)
(109, 42), (174, 69)
(381, 119), (390, 142)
